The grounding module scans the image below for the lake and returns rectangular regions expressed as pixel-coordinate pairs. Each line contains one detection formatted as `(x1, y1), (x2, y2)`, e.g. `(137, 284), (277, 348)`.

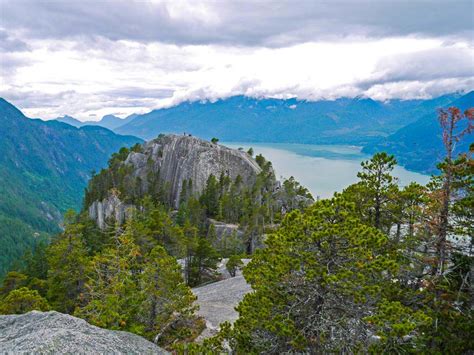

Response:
(224, 142), (431, 199)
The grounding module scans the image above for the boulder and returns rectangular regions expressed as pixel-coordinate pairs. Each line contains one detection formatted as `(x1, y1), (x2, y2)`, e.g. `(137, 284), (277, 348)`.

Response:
(0, 311), (168, 354)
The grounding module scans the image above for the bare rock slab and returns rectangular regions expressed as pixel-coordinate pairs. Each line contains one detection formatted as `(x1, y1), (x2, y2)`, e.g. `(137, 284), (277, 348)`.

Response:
(0, 311), (168, 354)
(193, 273), (252, 338)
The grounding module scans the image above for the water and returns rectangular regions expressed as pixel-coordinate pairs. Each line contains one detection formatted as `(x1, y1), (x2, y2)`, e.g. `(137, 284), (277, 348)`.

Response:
(224, 142), (431, 199)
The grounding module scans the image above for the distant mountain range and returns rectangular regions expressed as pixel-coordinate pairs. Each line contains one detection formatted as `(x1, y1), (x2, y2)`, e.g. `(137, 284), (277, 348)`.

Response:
(0, 98), (142, 277)
(113, 94), (464, 145)
(55, 94), (464, 145)
(364, 91), (474, 174)
(56, 113), (137, 130)
(55, 92), (472, 174)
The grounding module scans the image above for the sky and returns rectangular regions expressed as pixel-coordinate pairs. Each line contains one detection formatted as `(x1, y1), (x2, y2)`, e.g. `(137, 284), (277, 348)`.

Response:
(0, 0), (473, 121)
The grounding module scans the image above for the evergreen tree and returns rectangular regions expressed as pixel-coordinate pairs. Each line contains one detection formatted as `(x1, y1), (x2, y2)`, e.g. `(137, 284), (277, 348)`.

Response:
(138, 246), (197, 345)
(431, 107), (473, 275)
(0, 287), (50, 314)
(345, 152), (398, 232)
(75, 224), (141, 330)
(416, 108), (474, 352)
(227, 197), (429, 353)
(226, 255), (243, 277)
(47, 210), (89, 313)
(0, 271), (28, 296)
(200, 174), (220, 217)
(181, 222), (219, 287)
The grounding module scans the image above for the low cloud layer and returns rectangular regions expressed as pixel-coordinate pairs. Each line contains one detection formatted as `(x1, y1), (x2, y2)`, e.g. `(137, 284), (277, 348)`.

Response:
(0, 0), (473, 120)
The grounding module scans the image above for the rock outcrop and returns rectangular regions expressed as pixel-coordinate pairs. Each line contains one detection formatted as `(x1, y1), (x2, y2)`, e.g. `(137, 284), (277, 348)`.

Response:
(88, 193), (135, 230)
(208, 218), (246, 253)
(0, 311), (168, 354)
(129, 134), (261, 207)
(193, 267), (252, 339)
(89, 134), (263, 228)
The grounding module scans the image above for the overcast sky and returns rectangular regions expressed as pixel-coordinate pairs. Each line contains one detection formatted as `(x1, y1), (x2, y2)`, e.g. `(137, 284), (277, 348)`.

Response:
(0, 0), (473, 120)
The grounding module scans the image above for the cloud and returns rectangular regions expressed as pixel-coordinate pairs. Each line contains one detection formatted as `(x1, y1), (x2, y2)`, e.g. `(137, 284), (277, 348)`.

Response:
(361, 46), (474, 85)
(0, 1), (472, 119)
(2, 37), (473, 120)
(1, 0), (472, 46)
(363, 77), (474, 100)
(0, 29), (30, 52)
(0, 86), (160, 119)
(105, 87), (174, 100)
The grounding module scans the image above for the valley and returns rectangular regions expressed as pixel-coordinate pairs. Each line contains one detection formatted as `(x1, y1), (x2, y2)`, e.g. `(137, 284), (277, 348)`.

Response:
(0, 99), (142, 277)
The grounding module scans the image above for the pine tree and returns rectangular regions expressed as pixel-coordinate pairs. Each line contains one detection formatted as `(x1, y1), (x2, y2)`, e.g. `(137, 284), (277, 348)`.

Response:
(47, 210), (89, 313)
(347, 152), (398, 232)
(138, 245), (197, 345)
(432, 107), (473, 275)
(227, 197), (429, 353)
(200, 174), (220, 217)
(0, 287), (50, 314)
(75, 223), (141, 330)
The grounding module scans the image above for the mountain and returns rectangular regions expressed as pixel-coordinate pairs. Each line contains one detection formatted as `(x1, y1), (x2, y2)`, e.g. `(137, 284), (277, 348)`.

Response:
(363, 91), (474, 174)
(56, 115), (83, 127)
(86, 134), (264, 230)
(115, 94), (462, 144)
(55, 114), (136, 130)
(0, 98), (142, 277)
(95, 114), (128, 130)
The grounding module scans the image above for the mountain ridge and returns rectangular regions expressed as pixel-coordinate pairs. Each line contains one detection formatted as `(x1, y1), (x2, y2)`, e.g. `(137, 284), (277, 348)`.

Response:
(0, 98), (142, 277)
(363, 91), (474, 174)
(56, 113), (136, 130)
(114, 93), (464, 144)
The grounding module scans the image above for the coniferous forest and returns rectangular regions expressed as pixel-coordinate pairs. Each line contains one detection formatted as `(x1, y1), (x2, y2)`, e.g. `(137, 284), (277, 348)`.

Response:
(1, 107), (472, 353)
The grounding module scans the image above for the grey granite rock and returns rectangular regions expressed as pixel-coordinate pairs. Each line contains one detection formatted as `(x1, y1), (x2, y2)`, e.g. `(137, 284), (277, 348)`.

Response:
(208, 219), (246, 253)
(88, 193), (135, 229)
(0, 311), (168, 354)
(89, 134), (263, 228)
(193, 267), (252, 339)
(130, 134), (262, 209)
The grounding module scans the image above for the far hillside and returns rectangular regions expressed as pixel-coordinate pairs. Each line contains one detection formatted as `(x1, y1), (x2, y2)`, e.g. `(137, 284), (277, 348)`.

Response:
(0, 98), (142, 278)
(364, 91), (474, 174)
(115, 93), (463, 144)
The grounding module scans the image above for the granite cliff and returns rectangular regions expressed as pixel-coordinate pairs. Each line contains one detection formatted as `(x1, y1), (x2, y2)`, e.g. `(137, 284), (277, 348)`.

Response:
(124, 134), (262, 207)
(87, 134), (264, 228)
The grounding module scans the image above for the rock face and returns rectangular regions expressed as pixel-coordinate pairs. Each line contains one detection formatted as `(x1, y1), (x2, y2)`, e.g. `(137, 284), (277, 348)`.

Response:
(89, 134), (262, 227)
(88, 193), (135, 230)
(130, 134), (261, 207)
(208, 218), (246, 253)
(0, 311), (168, 354)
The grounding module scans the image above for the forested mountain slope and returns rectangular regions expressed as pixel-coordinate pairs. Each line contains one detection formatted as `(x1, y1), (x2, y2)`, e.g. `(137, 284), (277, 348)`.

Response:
(0, 98), (142, 277)
(363, 91), (474, 174)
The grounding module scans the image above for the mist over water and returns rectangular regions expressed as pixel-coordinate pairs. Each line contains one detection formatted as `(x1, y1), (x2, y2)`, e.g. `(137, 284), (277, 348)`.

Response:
(224, 142), (431, 199)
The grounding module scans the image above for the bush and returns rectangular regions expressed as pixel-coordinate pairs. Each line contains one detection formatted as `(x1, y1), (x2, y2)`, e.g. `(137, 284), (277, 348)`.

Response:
(0, 287), (50, 314)
(226, 255), (243, 277)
